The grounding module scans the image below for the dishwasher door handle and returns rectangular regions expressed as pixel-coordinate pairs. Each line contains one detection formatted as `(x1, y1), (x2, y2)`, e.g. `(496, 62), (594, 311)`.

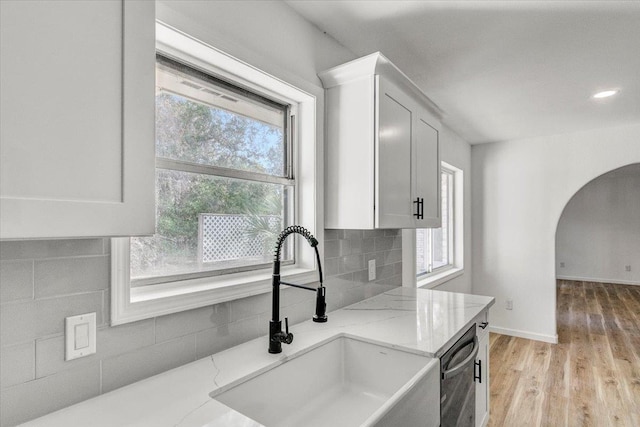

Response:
(442, 336), (479, 380)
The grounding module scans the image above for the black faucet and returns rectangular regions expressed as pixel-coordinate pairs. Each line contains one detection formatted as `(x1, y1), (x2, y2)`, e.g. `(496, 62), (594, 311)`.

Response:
(269, 225), (327, 354)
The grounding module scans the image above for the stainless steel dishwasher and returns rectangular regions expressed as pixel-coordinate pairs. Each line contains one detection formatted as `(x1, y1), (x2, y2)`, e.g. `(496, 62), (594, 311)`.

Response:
(440, 324), (478, 427)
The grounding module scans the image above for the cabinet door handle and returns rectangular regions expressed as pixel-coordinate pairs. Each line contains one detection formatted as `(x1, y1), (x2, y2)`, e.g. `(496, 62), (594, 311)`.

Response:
(479, 322), (489, 329)
(413, 198), (424, 220)
(413, 198), (421, 219)
(474, 359), (482, 383)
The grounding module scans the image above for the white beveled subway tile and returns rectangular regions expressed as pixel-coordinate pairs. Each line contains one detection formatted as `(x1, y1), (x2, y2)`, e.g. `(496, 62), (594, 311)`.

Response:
(375, 273), (403, 287)
(382, 248), (402, 265)
(195, 326), (234, 360)
(375, 263), (396, 281)
(195, 316), (263, 360)
(0, 239), (105, 261)
(324, 257), (340, 277)
(0, 363), (100, 427)
(34, 256), (109, 298)
(361, 237), (376, 254)
(229, 292), (270, 323)
(0, 260), (33, 304)
(0, 292), (103, 346)
(280, 286), (315, 308)
(362, 229), (384, 238)
(0, 341), (35, 389)
(155, 302), (231, 343)
(229, 315), (265, 345)
(101, 335), (196, 393)
(323, 239), (340, 258)
(282, 298), (316, 326)
(374, 236), (395, 252)
(341, 254), (364, 274)
(349, 238), (363, 255)
(344, 230), (364, 240)
(324, 229), (344, 240)
(35, 319), (155, 378)
(352, 269), (369, 284)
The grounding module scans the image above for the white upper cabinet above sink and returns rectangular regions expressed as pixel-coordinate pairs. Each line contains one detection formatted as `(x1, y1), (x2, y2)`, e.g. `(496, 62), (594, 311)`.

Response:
(319, 52), (441, 230)
(0, 0), (155, 239)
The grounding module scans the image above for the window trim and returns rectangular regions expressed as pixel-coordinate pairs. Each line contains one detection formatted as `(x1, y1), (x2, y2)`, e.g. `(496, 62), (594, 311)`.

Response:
(402, 161), (463, 289)
(417, 166), (455, 277)
(111, 21), (321, 325)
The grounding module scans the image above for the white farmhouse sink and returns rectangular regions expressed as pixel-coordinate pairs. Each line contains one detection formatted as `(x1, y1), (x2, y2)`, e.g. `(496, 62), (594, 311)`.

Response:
(210, 335), (440, 427)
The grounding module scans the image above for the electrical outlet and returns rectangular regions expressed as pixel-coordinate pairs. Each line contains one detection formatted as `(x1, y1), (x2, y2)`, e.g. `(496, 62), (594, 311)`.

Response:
(560, 262), (565, 268)
(625, 265), (631, 272)
(506, 298), (513, 310)
(368, 259), (376, 281)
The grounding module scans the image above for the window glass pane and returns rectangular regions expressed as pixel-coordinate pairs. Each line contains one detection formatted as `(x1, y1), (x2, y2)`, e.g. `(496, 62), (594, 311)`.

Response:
(432, 171), (451, 270)
(155, 58), (287, 176)
(416, 168), (455, 277)
(130, 169), (293, 283)
(416, 228), (432, 275)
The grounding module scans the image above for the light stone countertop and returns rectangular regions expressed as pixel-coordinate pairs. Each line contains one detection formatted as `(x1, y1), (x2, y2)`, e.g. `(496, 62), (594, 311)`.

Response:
(21, 287), (494, 427)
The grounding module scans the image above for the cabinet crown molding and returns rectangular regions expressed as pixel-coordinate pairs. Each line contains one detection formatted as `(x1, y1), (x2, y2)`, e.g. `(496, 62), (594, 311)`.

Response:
(318, 51), (444, 120)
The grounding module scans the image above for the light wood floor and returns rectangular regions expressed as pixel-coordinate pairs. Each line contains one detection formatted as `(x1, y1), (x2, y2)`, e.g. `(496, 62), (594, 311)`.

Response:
(488, 280), (640, 427)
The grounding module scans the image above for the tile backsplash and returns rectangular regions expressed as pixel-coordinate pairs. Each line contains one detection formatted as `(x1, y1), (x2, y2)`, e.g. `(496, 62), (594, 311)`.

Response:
(0, 229), (401, 426)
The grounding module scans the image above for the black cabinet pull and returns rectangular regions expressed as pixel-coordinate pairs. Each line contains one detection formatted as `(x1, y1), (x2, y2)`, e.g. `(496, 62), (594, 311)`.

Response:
(479, 321), (489, 329)
(474, 360), (482, 383)
(413, 197), (424, 219)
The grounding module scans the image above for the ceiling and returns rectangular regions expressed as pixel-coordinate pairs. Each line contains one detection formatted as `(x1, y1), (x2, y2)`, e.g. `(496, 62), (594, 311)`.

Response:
(286, 1), (640, 144)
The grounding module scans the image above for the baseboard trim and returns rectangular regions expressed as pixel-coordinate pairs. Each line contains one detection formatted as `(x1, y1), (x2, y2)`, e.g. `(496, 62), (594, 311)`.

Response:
(556, 275), (639, 286)
(489, 325), (558, 344)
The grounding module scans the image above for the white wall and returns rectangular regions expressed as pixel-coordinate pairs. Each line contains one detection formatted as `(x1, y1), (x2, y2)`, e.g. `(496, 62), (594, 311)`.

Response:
(472, 123), (640, 343)
(158, 1), (355, 92)
(556, 164), (640, 285)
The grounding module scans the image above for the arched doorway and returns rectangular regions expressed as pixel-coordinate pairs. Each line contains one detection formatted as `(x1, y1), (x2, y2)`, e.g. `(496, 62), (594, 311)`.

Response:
(555, 163), (640, 342)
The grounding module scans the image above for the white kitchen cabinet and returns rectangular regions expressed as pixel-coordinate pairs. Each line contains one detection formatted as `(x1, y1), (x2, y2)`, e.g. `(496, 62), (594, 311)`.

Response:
(319, 52), (441, 229)
(0, 0), (155, 239)
(475, 311), (490, 427)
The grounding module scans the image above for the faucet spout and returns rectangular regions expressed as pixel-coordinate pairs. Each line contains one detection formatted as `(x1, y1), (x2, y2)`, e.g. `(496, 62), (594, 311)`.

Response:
(269, 226), (327, 354)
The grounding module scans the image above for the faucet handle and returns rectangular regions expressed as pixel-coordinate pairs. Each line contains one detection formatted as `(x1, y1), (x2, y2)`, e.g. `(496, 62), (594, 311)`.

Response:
(283, 317), (294, 344)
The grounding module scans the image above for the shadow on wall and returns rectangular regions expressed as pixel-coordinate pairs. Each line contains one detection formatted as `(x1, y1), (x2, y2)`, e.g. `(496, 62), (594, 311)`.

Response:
(555, 162), (640, 286)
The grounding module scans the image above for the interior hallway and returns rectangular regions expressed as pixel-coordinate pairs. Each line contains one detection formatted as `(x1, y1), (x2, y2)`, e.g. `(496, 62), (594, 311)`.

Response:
(488, 280), (640, 426)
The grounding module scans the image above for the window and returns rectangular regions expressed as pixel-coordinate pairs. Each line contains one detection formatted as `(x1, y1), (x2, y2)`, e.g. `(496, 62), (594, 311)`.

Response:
(403, 161), (462, 288)
(416, 167), (455, 276)
(111, 22), (320, 325)
(131, 55), (294, 286)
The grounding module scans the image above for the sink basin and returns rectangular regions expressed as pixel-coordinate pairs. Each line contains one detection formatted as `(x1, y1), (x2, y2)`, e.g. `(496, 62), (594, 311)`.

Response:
(210, 335), (440, 427)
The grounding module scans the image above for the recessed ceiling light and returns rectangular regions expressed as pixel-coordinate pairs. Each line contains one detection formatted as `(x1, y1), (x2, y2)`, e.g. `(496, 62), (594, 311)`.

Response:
(592, 90), (619, 99)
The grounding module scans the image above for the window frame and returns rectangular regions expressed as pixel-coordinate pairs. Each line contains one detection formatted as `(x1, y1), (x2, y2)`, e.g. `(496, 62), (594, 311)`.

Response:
(111, 21), (321, 325)
(402, 161), (464, 288)
(417, 166), (455, 277)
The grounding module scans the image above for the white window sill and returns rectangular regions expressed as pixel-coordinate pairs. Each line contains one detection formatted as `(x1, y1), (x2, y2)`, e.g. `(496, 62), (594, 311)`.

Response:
(131, 267), (318, 302)
(417, 267), (464, 290)
(113, 262), (318, 326)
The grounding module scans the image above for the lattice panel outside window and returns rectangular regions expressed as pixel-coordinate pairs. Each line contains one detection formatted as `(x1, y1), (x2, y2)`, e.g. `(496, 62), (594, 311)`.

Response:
(197, 214), (282, 263)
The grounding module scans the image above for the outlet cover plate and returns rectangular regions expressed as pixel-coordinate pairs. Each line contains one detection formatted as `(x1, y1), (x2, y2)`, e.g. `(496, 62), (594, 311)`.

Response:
(65, 312), (96, 361)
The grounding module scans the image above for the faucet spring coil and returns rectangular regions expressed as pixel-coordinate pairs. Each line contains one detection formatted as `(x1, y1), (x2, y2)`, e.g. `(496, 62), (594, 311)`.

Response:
(273, 225), (318, 261)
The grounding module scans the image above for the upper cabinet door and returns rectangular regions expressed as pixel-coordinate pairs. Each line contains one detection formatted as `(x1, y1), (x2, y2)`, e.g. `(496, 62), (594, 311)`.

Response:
(319, 52), (442, 230)
(0, 0), (155, 239)
(414, 109), (441, 228)
(376, 76), (415, 229)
